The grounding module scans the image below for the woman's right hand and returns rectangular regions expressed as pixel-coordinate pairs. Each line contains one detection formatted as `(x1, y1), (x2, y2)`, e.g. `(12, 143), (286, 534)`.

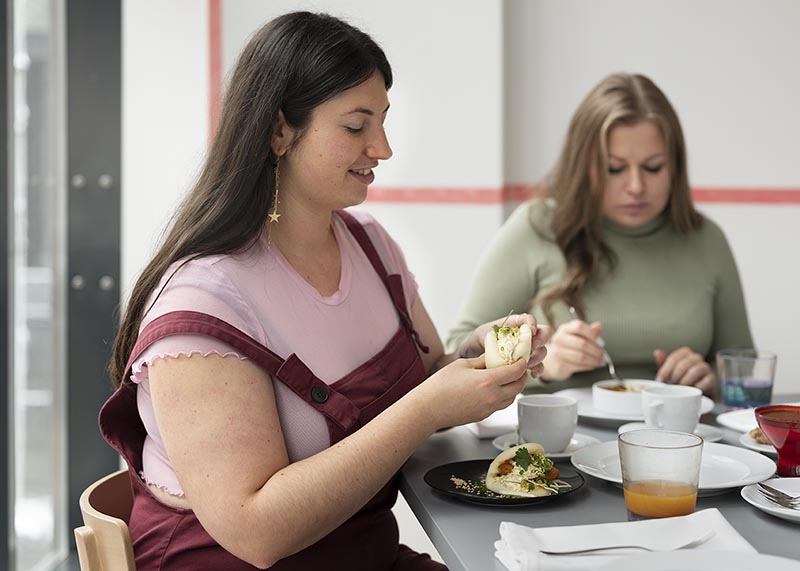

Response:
(541, 319), (605, 381)
(413, 355), (528, 430)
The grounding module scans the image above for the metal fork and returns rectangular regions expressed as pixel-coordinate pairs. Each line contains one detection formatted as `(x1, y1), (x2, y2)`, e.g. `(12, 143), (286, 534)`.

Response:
(602, 347), (625, 385)
(539, 530), (715, 555)
(758, 484), (800, 508)
(758, 482), (800, 502)
(758, 491), (800, 509)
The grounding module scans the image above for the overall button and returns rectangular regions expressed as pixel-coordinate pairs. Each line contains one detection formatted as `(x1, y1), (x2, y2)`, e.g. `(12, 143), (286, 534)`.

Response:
(311, 386), (329, 404)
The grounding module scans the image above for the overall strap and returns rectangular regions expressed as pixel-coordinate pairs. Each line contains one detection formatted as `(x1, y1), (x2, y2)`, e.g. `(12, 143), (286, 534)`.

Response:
(337, 210), (429, 354)
(123, 310), (360, 433)
(124, 310), (284, 377)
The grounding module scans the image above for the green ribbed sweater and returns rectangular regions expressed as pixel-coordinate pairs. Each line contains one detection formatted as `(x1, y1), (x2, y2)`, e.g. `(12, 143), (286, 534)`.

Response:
(447, 198), (753, 392)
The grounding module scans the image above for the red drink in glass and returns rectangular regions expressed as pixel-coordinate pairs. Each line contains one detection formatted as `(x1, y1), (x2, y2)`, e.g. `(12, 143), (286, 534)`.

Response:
(755, 405), (800, 477)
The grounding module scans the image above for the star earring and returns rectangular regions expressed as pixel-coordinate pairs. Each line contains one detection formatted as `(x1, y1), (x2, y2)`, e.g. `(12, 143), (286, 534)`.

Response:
(267, 159), (281, 245)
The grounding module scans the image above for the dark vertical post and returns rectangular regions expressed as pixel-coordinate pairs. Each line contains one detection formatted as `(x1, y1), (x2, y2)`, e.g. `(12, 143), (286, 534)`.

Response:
(0, 0), (11, 566)
(65, 0), (122, 534)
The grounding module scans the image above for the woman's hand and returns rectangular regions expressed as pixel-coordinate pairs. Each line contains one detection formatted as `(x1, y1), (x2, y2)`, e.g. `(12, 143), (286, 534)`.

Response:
(654, 347), (715, 395)
(456, 313), (550, 378)
(413, 355), (529, 430)
(541, 319), (605, 381)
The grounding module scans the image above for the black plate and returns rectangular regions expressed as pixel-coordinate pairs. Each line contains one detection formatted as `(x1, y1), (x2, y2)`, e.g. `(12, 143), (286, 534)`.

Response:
(423, 459), (585, 506)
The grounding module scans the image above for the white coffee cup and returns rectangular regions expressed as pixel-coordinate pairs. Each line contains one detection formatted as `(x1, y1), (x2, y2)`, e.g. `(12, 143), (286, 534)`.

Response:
(641, 385), (702, 433)
(517, 394), (578, 453)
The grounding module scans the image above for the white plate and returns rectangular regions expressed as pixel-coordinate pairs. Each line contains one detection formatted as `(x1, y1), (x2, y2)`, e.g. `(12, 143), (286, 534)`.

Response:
(597, 550), (800, 571)
(739, 432), (777, 456)
(741, 477), (800, 525)
(717, 401), (800, 433)
(554, 387), (714, 425)
(571, 440), (776, 494)
(716, 407), (758, 432)
(618, 422), (723, 442)
(491, 432), (601, 458)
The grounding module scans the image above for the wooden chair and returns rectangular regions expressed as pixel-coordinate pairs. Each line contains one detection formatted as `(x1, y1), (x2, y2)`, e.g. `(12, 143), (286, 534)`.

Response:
(74, 469), (136, 571)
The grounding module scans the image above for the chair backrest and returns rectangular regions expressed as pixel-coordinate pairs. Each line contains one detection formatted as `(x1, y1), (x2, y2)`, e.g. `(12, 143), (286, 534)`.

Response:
(74, 469), (136, 571)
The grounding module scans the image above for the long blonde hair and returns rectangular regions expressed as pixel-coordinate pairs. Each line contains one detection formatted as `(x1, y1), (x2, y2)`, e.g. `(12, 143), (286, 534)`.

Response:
(534, 73), (702, 324)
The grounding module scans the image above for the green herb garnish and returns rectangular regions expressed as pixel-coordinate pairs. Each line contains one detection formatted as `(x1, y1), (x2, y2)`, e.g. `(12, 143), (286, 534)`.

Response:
(514, 447), (534, 471)
(492, 310), (517, 338)
(514, 447), (554, 476)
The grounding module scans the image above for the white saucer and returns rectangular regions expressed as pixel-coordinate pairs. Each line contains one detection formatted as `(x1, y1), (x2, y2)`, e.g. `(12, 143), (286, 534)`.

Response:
(739, 432), (777, 456)
(716, 407), (758, 432)
(741, 477), (800, 525)
(617, 422), (724, 442)
(491, 432), (601, 458)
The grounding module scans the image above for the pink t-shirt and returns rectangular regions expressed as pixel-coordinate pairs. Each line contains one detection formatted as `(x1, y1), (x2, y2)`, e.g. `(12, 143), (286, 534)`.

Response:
(131, 210), (419, 496)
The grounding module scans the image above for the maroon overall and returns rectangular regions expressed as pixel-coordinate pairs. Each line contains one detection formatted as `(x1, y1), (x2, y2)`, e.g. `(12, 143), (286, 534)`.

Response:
(99, 211), (447, 570)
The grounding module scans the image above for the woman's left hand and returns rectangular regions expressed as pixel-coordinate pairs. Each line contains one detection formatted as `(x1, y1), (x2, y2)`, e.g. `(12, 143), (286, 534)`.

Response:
(654, 347), (715, 395)
(459, 314), (551, 378)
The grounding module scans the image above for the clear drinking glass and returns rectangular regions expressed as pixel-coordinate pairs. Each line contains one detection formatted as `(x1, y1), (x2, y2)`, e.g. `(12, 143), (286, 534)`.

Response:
(716, 349), (776, 410)
(618, 430), (703, 521)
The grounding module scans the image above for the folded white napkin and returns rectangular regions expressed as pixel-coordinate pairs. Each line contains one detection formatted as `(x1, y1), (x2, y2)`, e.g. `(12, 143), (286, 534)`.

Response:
(494, 508), (756, 571)
(466, 395), (520, 438)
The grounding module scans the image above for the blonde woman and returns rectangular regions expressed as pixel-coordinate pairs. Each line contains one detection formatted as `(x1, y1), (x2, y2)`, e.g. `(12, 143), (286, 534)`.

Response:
(448, 73), (751, 396)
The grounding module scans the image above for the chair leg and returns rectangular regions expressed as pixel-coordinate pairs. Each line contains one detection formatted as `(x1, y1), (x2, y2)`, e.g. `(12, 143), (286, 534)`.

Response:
(74, 526), (101, 571)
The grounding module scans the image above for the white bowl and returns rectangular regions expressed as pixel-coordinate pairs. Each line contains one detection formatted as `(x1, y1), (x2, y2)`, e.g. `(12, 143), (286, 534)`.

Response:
(591, 379), (660, 415)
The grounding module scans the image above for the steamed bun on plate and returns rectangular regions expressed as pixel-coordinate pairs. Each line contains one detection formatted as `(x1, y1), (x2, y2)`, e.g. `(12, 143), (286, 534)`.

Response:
(485, 442), (560, 497)
(484, 323), (532, 369)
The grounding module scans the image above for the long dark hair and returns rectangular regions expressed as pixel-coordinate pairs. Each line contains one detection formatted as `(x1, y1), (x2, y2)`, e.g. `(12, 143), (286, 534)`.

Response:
(110, 12), (392, 386)
(534, 73), (702, 324)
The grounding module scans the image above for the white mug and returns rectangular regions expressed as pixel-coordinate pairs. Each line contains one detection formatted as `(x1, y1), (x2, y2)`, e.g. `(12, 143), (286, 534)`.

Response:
(517, 394), (578, 453)
(642, 385), (702, 433)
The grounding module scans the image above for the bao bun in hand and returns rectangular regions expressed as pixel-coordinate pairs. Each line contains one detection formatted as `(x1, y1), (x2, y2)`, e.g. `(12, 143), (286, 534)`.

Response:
(486, 442), (560, 497)
(484, 323), (532, 369)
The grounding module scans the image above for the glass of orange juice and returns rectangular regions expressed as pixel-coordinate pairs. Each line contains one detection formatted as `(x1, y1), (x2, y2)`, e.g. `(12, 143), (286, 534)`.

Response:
(618, 430), (703, 520)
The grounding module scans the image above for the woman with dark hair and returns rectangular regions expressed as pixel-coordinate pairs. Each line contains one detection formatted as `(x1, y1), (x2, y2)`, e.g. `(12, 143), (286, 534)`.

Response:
(448, 73), (751, 396)
(100, 12), (547, 570)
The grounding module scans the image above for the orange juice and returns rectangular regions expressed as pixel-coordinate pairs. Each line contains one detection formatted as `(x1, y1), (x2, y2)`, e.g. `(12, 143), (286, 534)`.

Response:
(624, 480), (697, 519)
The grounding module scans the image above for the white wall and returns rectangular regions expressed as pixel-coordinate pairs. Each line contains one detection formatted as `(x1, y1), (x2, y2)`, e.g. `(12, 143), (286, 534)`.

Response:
(121, 0), (210, 295)
(222, 0), (504, 188)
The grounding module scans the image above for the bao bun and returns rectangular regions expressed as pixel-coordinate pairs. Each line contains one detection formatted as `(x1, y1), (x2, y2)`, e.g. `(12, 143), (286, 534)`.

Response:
(484, 323), (533, 369)
(486, 442), (552, 497)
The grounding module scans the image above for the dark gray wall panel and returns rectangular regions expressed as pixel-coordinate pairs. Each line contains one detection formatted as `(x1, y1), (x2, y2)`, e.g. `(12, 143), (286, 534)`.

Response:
(66, 0), (121, 534)
(1, 0), (12, 566)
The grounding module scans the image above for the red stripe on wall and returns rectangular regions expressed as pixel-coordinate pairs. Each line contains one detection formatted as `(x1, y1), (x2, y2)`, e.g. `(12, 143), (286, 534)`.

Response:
(205, 12), (797, 206)
(364, 185), (545, 204)
(365, 185), (800, 205)
(208, 0), (223, 138)
(691, 188), (800, 204)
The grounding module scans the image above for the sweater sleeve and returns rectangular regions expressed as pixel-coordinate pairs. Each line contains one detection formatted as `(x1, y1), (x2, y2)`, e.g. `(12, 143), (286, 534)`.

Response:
(446, 201), (545, 352)
(705, 220), (754, 358)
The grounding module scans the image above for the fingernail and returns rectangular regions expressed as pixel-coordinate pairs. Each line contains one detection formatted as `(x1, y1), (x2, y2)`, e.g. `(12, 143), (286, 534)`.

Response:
(655, 376), (664, 382)
(596, 337), (606, 348)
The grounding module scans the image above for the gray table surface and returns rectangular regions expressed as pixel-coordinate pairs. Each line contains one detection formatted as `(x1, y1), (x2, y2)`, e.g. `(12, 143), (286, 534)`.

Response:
(399, 394), (800, 571)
